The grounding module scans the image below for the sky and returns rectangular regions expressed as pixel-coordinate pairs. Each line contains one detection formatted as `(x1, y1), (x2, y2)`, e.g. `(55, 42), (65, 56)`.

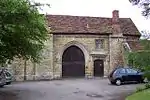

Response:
(35, 0), (150, 32)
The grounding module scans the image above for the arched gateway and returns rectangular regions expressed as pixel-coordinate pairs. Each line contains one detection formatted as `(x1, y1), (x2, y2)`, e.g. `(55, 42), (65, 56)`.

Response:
(62, 45), (85, 77)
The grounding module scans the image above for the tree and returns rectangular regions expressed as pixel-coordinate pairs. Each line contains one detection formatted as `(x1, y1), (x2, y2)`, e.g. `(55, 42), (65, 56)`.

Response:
(129, 0), (150, 17)
(141, 30), (150, 39)
(0, 0), (49, 64)
(127, 39), (150, 80)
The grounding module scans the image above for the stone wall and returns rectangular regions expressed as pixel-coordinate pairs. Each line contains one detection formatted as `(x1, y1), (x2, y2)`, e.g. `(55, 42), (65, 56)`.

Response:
(9, 34), (54, 81)
(8, 33), (137, 81)
(109, 36), (124, 72)
(53, 34), (110, 78)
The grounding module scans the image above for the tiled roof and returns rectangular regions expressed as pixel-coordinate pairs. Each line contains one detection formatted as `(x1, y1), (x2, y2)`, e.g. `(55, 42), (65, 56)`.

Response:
(120, 18), (140, 36)
(46, 15), (140, 36)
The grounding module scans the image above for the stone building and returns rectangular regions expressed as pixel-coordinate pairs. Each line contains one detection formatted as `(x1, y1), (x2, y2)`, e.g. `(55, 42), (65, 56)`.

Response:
(9, 10), (141, 81)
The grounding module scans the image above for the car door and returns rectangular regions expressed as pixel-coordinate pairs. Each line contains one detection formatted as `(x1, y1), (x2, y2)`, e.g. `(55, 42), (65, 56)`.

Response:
(126, 68), (138, 81)
(131, 69), (142, 81)
(119, 68), (128, 82)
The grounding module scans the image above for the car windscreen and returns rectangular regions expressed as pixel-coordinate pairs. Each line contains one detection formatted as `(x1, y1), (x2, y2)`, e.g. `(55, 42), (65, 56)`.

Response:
(110, 69), (116, 77)
(5, 72), (11, 77)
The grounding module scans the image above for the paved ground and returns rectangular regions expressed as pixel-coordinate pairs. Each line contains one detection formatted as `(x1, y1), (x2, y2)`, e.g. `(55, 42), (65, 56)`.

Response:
(0, 78), (142, 100)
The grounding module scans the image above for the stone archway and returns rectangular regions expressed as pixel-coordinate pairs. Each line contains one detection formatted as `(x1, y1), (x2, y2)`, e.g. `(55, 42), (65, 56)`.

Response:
(62, 45), (85, 77)
(58, 41), (90, 78)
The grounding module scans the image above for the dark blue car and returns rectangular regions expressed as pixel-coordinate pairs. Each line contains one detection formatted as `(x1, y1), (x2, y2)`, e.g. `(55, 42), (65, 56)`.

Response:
(108, 67), (147, 86)
(0, 69), (12, 87)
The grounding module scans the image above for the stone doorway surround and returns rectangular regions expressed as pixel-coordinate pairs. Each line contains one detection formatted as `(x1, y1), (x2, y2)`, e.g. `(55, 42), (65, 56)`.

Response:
(57, 41), (91, 78)
(90, 51), (108, 77)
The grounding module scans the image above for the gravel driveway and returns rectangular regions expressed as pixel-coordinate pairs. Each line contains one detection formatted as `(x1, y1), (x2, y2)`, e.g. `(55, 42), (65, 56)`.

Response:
(0, 78), (142, 100)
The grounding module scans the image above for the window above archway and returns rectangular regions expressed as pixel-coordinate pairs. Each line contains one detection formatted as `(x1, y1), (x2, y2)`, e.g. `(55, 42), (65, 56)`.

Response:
(95, 39), (105, 50)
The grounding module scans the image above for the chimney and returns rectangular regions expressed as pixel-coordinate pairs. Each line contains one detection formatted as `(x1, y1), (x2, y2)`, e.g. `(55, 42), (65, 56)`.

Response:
(111, 10), (122, 35)
(112, 10), (119, 24)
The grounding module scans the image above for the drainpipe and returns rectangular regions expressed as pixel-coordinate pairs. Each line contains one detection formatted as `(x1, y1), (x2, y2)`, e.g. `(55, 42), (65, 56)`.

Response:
(108, 35), (111, 74)
(33, 63), (36, 80)
(24, 60), (27, 81)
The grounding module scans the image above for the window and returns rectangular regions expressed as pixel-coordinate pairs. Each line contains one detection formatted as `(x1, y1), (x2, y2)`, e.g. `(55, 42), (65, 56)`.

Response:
(119, 69), (126, 74)
(5, 72), (11, 77)
(126, 69), (137, 74)
(95, 39), (104, 50)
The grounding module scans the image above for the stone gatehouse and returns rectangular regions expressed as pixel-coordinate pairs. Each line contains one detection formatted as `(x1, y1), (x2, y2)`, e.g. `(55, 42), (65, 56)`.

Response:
(8, 10), (141, 81)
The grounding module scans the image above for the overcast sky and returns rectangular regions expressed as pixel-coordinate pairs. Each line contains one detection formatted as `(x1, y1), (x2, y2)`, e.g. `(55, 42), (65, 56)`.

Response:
(35, 0), (150, 32)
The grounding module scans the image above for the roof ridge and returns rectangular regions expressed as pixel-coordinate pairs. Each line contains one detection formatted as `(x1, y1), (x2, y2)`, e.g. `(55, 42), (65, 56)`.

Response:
(46, 14), (112, 19)
(46, 14), (132, 19)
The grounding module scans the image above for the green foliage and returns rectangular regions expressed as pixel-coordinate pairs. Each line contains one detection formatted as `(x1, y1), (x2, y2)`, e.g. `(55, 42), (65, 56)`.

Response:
(129, 0), (150, 17)
(143, 66), (150, 81)
(145, 83), (150, 89)
(127, 40), (150, 80)
(136, 87), (145, 93)
(126, 89), (150, 100)
(0, 0), (48, 64)
(136, 83), (150, 93)
(127, 40), (150, 67)
(128, 51), (150, 71)
(140, 39), (150, 50)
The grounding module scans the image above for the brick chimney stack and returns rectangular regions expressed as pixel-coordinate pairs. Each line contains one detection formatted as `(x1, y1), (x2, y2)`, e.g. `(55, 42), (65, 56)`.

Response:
(112, 10), (119, 24)
(112, 10), (121, 34)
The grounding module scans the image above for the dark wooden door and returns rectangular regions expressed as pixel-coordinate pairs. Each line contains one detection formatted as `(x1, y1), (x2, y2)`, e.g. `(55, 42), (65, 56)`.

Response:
(94, 59), (104, 77)
(62, 46), (85, 77)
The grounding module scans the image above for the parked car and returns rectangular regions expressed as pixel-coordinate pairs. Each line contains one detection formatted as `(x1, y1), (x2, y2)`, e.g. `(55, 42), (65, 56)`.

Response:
(4, 70), (13, 85)
(108, 67), (147, 86)
(0, 70), (6, 87)
(0, 68), (13, 87)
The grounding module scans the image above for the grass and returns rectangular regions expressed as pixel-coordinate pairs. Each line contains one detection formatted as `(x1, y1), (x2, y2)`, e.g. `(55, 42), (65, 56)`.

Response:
(126, 89), (150, 100)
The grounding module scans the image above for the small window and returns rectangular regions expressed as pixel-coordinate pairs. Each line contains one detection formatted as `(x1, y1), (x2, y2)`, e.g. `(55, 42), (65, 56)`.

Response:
(95, 39), (104, 49)
(119, 69), (126, 74)
(126, 69), (137, 74)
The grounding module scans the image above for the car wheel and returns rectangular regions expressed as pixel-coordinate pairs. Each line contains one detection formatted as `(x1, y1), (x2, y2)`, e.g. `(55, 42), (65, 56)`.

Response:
(110, 81), (115, 85)
(6, 82), (11, 85)
(0, 85), (4, 88)
(115, 79), (121, 86)
(138, 78), (143, 83)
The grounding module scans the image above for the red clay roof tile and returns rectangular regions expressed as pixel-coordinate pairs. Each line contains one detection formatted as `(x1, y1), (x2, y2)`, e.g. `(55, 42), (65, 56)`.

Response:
(46, 15), (140, 36)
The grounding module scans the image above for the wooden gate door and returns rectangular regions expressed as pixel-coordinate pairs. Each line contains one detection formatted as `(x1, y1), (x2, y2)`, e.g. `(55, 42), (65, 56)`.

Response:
(62, 45), (85, 77)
